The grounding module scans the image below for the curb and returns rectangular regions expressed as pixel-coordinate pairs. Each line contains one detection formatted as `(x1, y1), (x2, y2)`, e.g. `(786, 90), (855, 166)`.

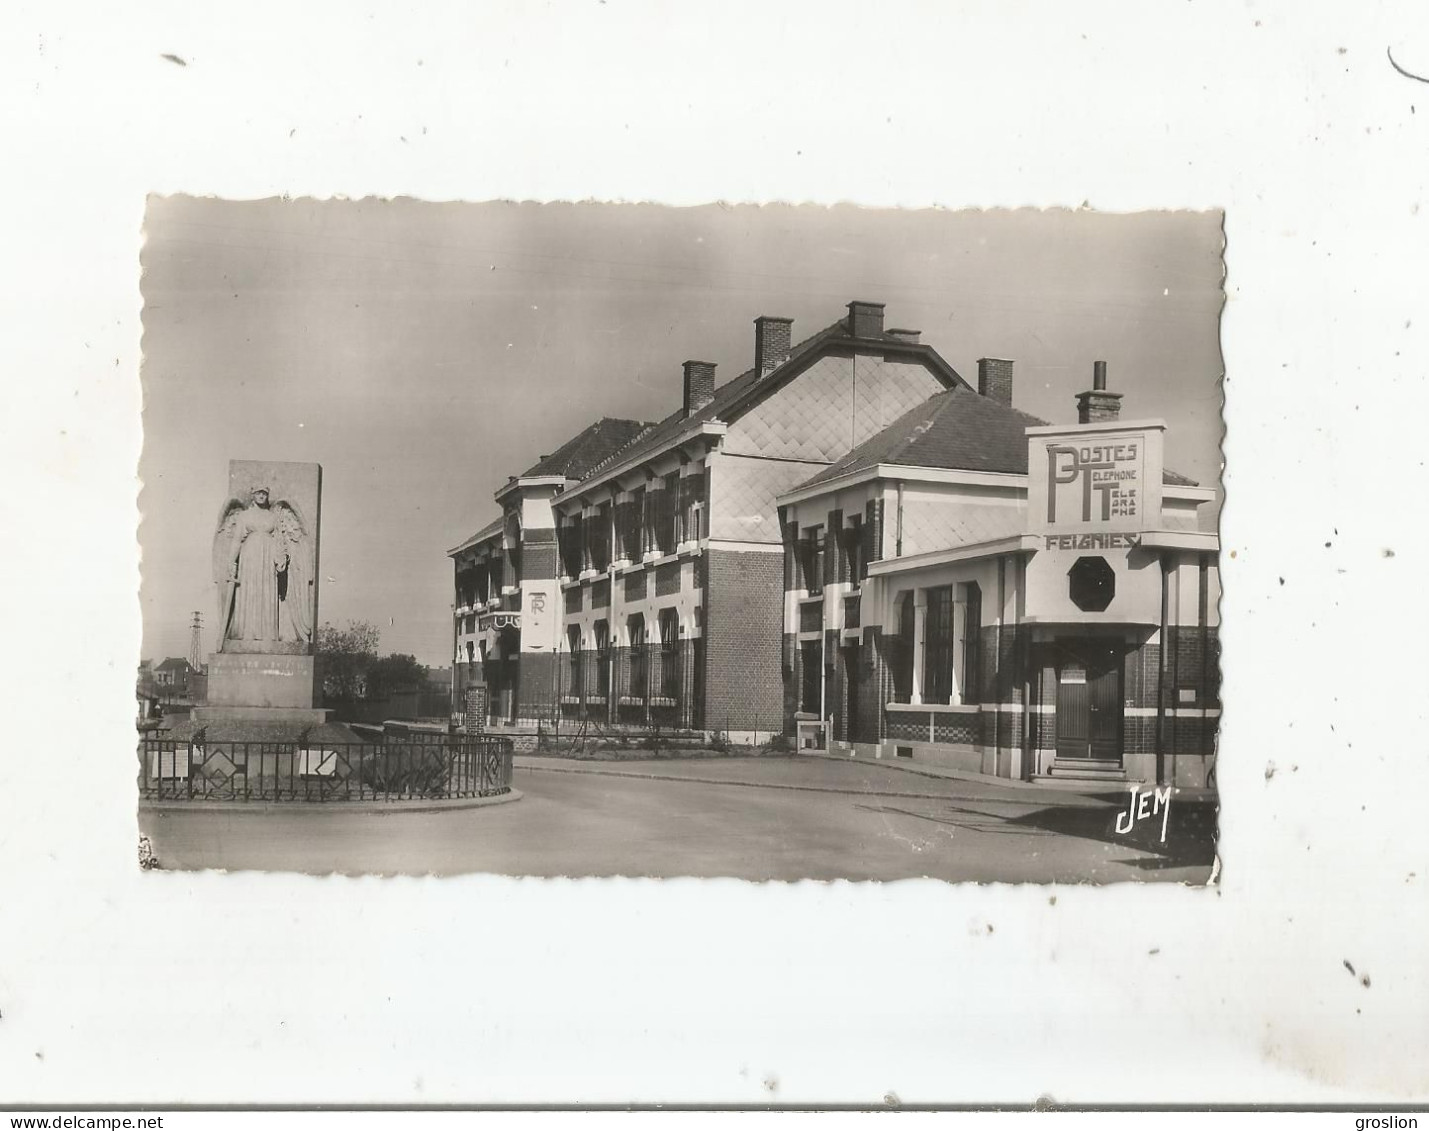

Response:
(515, 761), (1114, 806)
(803, 750), (1219, 804)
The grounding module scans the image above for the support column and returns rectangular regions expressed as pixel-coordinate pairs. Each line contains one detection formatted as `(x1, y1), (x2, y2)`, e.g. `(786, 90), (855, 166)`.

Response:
(950, 595), (966, 706)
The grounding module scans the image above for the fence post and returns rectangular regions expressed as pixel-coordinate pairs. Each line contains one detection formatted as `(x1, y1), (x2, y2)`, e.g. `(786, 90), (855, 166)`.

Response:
(188, 725), (206, 801)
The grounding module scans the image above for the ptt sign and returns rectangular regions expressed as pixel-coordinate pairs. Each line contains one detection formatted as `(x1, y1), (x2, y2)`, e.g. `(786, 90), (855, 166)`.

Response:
(1045, 441), (1141, 524)
(1027, 422), (1165, 535)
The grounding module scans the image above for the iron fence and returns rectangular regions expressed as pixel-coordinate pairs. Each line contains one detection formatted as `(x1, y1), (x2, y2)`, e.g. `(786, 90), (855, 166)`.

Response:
(554, 640), (703, 731)
(139, 731), (514, 803)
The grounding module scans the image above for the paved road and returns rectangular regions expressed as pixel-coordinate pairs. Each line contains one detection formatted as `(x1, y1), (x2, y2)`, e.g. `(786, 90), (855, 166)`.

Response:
(139, 756), (1216, 883)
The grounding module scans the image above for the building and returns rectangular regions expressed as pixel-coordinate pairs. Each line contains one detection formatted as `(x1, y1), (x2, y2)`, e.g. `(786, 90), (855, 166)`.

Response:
(774, 360), (1220, 788)
(449, 301), (973, 741)
(152, 656), (202, 698)
(447, 300), (1219, 777)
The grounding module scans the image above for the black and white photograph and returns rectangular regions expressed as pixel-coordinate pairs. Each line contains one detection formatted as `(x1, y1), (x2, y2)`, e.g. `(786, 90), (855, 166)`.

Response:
(138, 199), (1223, 882)
(8, 0), (1429, 1112)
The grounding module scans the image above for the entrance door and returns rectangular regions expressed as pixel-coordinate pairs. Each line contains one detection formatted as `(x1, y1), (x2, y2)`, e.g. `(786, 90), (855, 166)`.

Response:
(1055, 640), (1124, 762)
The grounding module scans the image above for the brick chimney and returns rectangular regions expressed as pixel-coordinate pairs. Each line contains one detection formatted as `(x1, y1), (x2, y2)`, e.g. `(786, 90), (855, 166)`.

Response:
(886, 328), (921, 344)
(754, 316), (793, 377)
(683, 360), (717, 417)
(846, 300), (885, 339)
(1077, 360), (1123, 423)
(977, 358), (1014, 407)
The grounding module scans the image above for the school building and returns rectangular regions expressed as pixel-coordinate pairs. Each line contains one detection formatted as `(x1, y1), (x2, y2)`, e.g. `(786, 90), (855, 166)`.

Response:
(447, 300), (1219, 785)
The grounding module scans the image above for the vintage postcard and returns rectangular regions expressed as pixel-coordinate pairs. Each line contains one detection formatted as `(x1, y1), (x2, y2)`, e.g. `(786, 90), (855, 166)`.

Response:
(138, 199), (1223, 882)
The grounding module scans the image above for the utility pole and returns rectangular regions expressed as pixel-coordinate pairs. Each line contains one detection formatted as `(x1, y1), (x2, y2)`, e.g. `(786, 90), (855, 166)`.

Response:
(188, 610), (203, 672)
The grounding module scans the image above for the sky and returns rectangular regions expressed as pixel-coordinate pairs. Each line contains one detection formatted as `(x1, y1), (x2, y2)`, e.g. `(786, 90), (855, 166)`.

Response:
(139, 199), (1224, 668)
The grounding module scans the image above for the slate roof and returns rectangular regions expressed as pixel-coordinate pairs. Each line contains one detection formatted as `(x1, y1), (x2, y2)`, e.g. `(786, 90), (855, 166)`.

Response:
(450, 418), (653, 555)
(518, 416), (653, 480)
(574, 319), (968, 489)
(156, 657), (194, 672)
(794, 385), (1199, 492)
(448, 513), (505, 556)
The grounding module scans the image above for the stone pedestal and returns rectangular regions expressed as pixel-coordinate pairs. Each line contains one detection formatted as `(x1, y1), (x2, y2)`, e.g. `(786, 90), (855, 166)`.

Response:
(193, 650), (329, 737)
(206, 652), (318, 709)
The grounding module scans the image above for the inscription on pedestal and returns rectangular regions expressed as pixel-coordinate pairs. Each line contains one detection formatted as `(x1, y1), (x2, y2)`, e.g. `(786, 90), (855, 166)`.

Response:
(206, 652), (318, 709)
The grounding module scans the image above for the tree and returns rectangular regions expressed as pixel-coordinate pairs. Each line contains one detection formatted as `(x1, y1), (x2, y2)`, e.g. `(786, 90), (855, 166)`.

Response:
(317, 620), (380, 701)
(367, 653), (430, 700)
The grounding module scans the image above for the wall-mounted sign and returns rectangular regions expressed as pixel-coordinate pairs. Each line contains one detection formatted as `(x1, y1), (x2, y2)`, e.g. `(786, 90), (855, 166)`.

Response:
(522, 585), (554, 651)
(1027, 421), (1166, 537)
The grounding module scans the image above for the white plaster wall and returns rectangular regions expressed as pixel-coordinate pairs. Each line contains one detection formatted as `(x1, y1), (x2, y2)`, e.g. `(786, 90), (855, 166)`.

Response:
(892, 482), (1026, 558)
(1024, 546), (1165, 625)
(708, 450), (813, 543)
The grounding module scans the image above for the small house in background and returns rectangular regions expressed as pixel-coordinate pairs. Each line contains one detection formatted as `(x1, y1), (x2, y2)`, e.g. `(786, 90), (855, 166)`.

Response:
(149, 657), (207, 708)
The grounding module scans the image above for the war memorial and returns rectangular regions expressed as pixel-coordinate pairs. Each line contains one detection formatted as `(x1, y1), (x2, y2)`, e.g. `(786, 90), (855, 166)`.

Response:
(139, 460), (516, 805)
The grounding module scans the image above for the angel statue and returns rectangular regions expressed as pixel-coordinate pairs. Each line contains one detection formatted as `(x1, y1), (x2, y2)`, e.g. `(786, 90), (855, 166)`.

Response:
(212, 486), (314, 652)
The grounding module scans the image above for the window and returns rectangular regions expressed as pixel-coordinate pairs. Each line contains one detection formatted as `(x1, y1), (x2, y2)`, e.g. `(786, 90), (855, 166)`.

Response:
(566, 625), (582, 697)
(891, 593), (915, 703)
(658, 607), (680, 700)
(962, 583), (982, 705)
(593, 620), (610, 698)
(681, 472), (705, 544)
(845, 516), (863, 584)
(627, 614), (647, 699)
(801, 527), (824, 595)
(1069, 556), (1115, 612)
(657, 472), (679, 554)
(624, 489), (645, 561)
(589, 505), (611, 572)
(799, 640), (822, 714)
(924, 585), (955, 703)
(559, 515), (583, 579)
(505, 513), (522, 585)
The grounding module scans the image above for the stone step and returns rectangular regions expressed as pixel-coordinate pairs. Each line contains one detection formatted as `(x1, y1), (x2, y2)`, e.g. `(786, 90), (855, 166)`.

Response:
(1038, 759), (1129, 783)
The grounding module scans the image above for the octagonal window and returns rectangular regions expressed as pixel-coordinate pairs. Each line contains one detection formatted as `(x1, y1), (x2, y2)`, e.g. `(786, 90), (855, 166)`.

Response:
(1068, 556), (1115, 612)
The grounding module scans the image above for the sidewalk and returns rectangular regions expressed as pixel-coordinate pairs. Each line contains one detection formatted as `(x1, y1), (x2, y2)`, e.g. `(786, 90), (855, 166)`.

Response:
(512, 749), (1217, 806)
(513, 752), (1125, 806)
(802, 747), (1220, 804)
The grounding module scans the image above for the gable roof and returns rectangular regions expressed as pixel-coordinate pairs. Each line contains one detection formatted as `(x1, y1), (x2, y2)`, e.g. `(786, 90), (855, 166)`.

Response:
(156, 657), (194, 672)
(518, 416), (652, 480)
(571, 318), (969, 493)
(794, 385), (1199, 491)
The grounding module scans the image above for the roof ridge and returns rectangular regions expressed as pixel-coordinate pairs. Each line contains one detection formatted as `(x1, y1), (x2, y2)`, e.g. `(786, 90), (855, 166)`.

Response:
(574, 319), (853, 485)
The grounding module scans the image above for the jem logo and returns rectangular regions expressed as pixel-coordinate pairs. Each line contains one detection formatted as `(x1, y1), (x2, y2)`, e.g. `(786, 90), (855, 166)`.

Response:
(1047, 442), (1140, 524)
(1115, 784), (1173, 842)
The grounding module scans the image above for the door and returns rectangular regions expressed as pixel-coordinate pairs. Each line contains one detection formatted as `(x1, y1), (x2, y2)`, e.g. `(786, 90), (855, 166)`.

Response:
(1055, 640), (1124, 762)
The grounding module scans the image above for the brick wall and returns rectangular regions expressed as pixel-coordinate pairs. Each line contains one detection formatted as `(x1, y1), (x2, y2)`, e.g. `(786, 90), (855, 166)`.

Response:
(781, 631), (798, 736)
(523, 542), (557, 581)
(703, 548), (784, 735)
(655, 561), (680, 596)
